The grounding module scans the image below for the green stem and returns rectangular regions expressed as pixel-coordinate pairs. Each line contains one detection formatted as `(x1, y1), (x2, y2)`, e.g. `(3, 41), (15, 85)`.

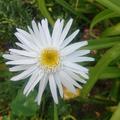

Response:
(36, 0), (54, 26)
(54, 103), (58, 120)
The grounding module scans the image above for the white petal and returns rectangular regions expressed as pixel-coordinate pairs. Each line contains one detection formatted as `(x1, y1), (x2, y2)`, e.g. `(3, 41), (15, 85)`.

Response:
(63, 61), (88, 73)
(23, 69), (38, 94)
(65, 50), (90, 59)
(3, 54), (19, 60)
(15, 42), (31, 51)
(15, 32), (39, 52)
(10, 65), (38, 81)
(54, 73), (63, 98)
(65, 69), (87, 84)
(9, 49), (38, 57)
(52, 19), (64, 46)
(9, 65), (32, 72)
(63, 50), (91, 62)
(41, 19), (52, 45)
(59, 19), (73, 46)
(52, 19), (60, 43)
(28, 21), (42, 48)
(62, 71), (82, 89)
(65, 57), (94, 63)
(61, 29), (79, 49)
(59, 71), (76, 93)
(49, 74), (58, 104)
(38, 22), (48, 47)
(16, 28), (35, 45)
(16, 28), (31, 39)
(6, 59), (37, 65)
(64, 66), (89, 79)
(61, 41), (88, 56)
(3, 54), (33, 61)
(36, 74), (48, 105)
(31, 20), (40, 36)
(25, 70), (44, 96)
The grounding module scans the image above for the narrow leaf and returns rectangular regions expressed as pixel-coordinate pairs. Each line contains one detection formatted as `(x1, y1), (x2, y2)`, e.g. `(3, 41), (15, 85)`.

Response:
(110, 103), (120, 120)
(90, 9), (119, 32)
(101, 23), (120, 37)
(81, 43), (120, 98)
(96, 0), (120, 13)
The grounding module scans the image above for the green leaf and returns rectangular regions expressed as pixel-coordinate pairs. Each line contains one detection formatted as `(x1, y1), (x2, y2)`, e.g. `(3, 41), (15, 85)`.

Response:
(90, 9), (119, 32)
(81, 43), (120, 98)
(100, 67), (120, 79)
(11, 89), (38, 117)
(37, 0), (54, 26)
(90, 67), (120, 79)
(96, 0), (120, 13)
(110, 103), (120, 120)
(101, 23), (120, 37)
(85, 37), (120, 50)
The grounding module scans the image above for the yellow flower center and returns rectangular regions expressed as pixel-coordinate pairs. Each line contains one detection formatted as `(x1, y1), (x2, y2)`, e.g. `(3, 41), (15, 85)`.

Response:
(39, 48), (60, 72)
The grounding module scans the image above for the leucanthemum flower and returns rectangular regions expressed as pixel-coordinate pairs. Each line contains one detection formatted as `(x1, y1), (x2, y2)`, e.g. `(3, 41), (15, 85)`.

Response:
(3, 18), (94, 105)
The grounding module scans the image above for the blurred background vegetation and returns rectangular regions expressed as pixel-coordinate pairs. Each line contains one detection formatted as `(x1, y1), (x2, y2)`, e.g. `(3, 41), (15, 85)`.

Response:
(0, 0), (120, 120)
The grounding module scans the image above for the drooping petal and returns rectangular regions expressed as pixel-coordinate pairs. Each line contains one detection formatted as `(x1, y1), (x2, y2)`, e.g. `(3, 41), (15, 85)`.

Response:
(36, 74), (48, 105)
(23, 69), (39, 95)
(62, 71), (82, 89)
(49, 74), (58, 104)
(65, 69), (87, 84)
(64, 66), (89, 79)
(59, 71), (76, 93)
(54, 73), (63, 98)
(25, 71), (44, 96)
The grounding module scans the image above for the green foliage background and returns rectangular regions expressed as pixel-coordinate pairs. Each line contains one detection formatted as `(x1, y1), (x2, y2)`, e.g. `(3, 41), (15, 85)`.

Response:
(0, 0), (120, 120)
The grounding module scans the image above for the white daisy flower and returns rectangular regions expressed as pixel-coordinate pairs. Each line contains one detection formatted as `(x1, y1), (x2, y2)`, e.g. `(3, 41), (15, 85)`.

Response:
(3, 18), (94, 105)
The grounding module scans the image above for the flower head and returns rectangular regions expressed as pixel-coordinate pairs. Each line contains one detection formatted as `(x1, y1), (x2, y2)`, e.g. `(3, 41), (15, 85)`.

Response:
(3, 18), (94, 105)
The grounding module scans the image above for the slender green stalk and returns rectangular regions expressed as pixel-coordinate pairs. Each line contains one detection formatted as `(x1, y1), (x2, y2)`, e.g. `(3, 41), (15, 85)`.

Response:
(54, 103), (58, 120)
(37, 0), (54, 26)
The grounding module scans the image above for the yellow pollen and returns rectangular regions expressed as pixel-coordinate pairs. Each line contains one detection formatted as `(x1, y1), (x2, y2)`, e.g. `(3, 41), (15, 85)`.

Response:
(39, 48), (60, 71)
